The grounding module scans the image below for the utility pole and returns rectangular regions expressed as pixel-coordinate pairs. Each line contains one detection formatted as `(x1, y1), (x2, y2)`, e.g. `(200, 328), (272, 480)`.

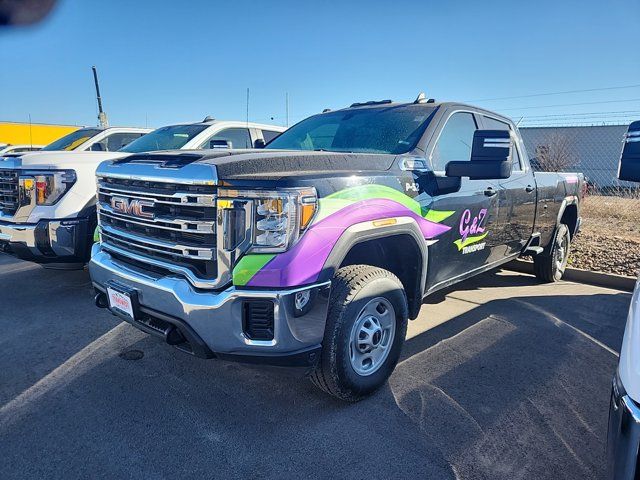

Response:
(285, 92), (289, 127)
(92, 66), (109, 128)
(246, 88), (250, 126)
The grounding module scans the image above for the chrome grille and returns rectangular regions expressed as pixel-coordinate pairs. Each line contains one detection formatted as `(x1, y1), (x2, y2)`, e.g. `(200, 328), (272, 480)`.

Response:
(0, 169), (19, 216)
(97, 176), (218, 281)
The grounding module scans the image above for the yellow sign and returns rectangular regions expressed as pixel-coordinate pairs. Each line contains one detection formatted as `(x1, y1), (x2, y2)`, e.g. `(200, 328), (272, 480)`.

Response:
(0, 122), (79, 146)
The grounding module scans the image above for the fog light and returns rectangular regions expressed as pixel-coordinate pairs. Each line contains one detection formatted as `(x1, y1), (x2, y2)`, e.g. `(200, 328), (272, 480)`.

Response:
(295, 290), (310, 310)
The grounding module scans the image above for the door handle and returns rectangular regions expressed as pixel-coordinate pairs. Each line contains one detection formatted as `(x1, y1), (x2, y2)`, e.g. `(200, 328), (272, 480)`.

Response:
(484, 187), (497, 197)
(525, 185), (535, 193)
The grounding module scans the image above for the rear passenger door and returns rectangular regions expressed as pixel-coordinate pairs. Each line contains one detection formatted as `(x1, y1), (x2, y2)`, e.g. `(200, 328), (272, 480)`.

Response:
(480, 116), (537, 256)
(421, 110), (505, 289)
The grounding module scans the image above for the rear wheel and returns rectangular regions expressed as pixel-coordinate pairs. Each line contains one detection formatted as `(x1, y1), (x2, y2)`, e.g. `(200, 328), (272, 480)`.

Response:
(533, 223), (570, 282)
(310, 265), (408, 402)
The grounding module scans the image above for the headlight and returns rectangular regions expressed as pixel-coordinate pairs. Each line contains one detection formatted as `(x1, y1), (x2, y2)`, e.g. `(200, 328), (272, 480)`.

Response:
(219, 187), (317, 253)
(19, 170), (76, 206)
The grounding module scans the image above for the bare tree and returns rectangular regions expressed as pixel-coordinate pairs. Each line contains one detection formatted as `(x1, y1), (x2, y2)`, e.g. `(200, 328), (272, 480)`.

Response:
(533, 132), (577, 172)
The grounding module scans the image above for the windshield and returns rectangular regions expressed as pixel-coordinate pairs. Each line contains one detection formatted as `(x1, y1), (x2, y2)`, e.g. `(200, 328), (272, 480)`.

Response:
(42, 128), (102, 151)
(265, 104), (438, 154)
(119, 124), (210, 153)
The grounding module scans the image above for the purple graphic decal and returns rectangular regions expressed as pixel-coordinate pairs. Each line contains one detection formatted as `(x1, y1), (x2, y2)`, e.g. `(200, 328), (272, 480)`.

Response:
(459, 208), (487, 243)
(246, 198), (451, 287)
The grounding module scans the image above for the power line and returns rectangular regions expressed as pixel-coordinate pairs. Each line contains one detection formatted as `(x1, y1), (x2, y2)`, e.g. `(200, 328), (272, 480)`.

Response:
(521, 110), (640, 119)
(521, 114), (640, 123)
(496, 98), (640, 112)
(520, 121), (632, 127)
(467, 84), (640, 103)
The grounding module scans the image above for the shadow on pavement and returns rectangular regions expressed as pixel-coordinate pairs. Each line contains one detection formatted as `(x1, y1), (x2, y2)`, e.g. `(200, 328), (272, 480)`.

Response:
(394, 288), (629, 480)
(0, 255), (631, 479)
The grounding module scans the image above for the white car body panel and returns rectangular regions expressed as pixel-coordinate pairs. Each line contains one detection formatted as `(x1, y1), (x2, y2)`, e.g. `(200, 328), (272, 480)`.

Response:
(3, 121), (286, 223)
(619, 275), (640, 402)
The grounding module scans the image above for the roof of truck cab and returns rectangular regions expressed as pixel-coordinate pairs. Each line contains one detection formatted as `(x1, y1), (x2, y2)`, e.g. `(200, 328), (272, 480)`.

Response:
(328, 100), (514, 123)
(155, 120), (286, 131)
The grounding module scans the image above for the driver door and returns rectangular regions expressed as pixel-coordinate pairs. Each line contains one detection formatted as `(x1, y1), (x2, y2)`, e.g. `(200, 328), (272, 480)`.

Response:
(418, 110), (504, 290)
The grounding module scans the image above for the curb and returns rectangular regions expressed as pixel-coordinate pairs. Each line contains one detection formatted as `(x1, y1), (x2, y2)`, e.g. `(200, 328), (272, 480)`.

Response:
(505, 260), (637, 292)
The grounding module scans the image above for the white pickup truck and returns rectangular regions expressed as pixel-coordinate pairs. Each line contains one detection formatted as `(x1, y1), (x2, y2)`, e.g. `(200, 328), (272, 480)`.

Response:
(608, 120), (640, 480)
(1, 126), (150, 158)
(0, 144), (43, 155)
(0, 119), (285, 268)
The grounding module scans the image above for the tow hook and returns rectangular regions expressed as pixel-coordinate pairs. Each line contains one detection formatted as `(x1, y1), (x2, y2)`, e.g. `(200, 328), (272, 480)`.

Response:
(94, 292), (108, 309)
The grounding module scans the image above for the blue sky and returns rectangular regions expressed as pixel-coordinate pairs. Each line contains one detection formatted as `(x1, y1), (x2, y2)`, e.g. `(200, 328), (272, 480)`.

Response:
(1, 0), (639, 128)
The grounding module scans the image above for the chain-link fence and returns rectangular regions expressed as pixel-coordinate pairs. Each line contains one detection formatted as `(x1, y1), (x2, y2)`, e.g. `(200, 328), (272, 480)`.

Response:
(520, 123), (640, 277)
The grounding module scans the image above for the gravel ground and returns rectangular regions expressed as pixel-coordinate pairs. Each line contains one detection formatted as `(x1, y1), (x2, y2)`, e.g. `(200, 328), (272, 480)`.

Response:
(569, 196), (640, 277)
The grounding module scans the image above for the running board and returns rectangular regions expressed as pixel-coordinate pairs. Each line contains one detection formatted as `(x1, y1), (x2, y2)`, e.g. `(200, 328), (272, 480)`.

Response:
(522, 232), (544, 255)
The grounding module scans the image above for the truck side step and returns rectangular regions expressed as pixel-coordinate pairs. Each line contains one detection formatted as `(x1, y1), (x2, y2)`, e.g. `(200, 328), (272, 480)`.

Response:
(522, 232), (544, 255)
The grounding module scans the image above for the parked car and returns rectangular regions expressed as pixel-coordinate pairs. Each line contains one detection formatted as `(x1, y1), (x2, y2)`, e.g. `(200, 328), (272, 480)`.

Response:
(89, 97), (584, 401)
(0, 119), (284, 268)
(1, 126), (149, 157)
(0, 144), (43, 155)
(607, 120), (640, 480)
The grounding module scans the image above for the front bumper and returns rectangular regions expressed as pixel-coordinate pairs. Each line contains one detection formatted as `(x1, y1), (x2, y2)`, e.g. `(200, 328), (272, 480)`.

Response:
(607, 372), (640, 479)
(89, 244), (330, 366)
(0, 217), (92, 264)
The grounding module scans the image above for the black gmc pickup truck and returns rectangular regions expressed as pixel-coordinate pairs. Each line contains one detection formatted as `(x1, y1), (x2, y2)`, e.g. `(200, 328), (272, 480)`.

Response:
(90, 97), (584, 401)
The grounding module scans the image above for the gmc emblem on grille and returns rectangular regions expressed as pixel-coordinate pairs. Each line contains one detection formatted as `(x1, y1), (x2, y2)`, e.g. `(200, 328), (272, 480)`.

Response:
(110, 197), (155, 219)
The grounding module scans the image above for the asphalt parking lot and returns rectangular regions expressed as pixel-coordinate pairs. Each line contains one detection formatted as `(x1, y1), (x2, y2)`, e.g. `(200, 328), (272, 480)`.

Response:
(0, 254), (631, 480)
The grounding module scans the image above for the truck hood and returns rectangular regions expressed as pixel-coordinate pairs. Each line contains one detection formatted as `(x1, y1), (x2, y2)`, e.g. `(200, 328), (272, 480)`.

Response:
(0, 151), (130, 170)
(118, 149), (400, 179)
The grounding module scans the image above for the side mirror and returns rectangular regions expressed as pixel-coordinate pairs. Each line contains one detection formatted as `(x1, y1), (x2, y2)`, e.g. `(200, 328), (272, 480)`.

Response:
(90, 143), (105, 152)
(210, 139), (231, 149)
(254, 139), (266, 149)
(445, 130), (512, 180)
(618, 120), (640, 182)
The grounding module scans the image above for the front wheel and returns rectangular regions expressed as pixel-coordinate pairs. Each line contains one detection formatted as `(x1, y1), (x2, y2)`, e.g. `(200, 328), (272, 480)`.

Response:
(533, 223), (570, 282)
(310, 265), (408, 402)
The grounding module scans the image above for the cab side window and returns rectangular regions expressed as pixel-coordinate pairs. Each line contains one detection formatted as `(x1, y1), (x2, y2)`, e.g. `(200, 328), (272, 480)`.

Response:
(482, 116), (522, 171)
(105, 132), (145, 151)
(262, 130), (281, 143)
(431, 112), (477, 171)
(201, 128), (252, 149)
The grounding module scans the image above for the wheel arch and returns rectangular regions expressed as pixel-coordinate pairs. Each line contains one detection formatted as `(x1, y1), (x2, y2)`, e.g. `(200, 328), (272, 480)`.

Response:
(318, 218), (428, 319)
(556, 196), (580, 240)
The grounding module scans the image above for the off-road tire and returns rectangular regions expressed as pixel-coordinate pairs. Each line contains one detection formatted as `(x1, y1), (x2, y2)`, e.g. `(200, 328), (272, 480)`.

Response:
(533, 223), (570, 283)
(310, 265), (408, 402)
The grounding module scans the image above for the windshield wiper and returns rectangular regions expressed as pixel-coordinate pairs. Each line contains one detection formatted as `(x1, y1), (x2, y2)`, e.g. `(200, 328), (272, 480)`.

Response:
(313, 148), (355, 153)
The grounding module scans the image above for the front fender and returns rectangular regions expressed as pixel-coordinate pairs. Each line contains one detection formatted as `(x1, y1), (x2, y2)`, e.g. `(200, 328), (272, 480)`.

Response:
(233, 192), (451, 289)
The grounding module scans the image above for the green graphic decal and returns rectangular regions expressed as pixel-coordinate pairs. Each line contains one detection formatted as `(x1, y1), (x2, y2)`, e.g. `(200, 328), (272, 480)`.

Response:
(454, 232), (488, 251)
(319, 184), (454, 224)
(233, 253), (275, 286)
(232, 184), (456, 286)
(423, 209), (455, 223)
